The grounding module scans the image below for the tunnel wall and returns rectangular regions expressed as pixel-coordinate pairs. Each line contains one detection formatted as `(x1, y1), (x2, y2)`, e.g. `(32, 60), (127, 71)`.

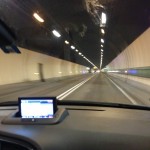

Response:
(106, 28), (150, 88)
(0, 47), (88, 85)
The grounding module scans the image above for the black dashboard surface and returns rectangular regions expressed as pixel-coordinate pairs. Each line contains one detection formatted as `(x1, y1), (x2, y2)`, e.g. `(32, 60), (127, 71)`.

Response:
(0, 105), (150, 150)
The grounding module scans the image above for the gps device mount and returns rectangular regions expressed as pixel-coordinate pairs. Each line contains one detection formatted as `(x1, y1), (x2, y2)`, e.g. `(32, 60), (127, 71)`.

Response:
(2, 108), (68, 125)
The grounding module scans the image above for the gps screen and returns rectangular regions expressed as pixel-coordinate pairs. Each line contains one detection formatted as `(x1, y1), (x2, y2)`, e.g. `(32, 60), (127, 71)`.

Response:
(20, 99), (54, 118)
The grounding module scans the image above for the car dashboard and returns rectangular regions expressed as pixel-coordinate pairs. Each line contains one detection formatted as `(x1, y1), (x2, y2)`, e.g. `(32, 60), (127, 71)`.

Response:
(0, 104), (150, 150)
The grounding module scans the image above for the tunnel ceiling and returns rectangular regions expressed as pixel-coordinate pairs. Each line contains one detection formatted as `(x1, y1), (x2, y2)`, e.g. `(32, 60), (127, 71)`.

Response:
(0, 0), (150, 68)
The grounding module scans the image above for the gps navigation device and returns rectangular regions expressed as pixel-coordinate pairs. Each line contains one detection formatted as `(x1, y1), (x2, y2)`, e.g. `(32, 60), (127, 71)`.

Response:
(18, 97), (57, 118)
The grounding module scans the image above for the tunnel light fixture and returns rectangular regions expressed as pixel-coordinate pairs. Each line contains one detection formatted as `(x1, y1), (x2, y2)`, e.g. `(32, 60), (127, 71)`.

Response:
(69, 47), (98, 69)
(65, 40), (69, 44)
(107, 70), (119, 73)
(101, 39), (104, 43)
(52, 30), (61, 37)
(101, 29), (105, 34)
(101, 45), (103, 47)
(59, 72), (62, 74)
(34, 72), (39, 75)
(101, 49), (104, 52)
(93, 66), (98, 69)
(71, 45), (75, 49)
(84, 57), (97, 68)
(33, 13), (44, 23)
(101, 12), (107, 24)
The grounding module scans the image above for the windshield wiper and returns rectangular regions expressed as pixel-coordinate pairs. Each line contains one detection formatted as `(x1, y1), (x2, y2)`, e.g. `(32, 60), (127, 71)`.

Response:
(58, 100), (150, 111)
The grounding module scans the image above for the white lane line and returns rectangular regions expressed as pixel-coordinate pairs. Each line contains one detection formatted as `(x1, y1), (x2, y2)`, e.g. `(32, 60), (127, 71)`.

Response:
(105, 75), (138, 105)
(57, 80), (85, 99)
(57, 75), (96, 100)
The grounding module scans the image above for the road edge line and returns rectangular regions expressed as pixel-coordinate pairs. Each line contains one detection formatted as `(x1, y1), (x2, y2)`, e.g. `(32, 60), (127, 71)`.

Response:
(105, 74), (138, 105)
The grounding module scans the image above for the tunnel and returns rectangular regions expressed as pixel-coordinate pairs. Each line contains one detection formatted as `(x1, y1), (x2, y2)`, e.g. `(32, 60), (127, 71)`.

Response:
(0, 0), (150, 106)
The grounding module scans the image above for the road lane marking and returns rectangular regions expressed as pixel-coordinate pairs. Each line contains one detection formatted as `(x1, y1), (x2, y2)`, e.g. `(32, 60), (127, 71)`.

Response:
(105, 75), (138, 105)
(57, 74), (96, 100)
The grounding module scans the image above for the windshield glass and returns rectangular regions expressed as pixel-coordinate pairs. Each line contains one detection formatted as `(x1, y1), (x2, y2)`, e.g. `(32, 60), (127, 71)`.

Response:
(0, 0), (150, 107)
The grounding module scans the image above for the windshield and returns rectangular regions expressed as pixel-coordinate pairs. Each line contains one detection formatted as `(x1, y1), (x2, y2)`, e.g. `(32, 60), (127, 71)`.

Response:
(0, 0), (150, 107)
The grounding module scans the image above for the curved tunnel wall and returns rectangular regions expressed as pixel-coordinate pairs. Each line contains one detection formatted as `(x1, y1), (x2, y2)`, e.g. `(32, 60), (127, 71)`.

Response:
(106, 28), (150, 87)
(0, 47), (88, 85)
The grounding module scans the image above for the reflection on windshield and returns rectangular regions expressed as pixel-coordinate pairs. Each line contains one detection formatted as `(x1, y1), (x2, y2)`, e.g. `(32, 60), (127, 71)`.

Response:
(0, 0), (150, 107)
